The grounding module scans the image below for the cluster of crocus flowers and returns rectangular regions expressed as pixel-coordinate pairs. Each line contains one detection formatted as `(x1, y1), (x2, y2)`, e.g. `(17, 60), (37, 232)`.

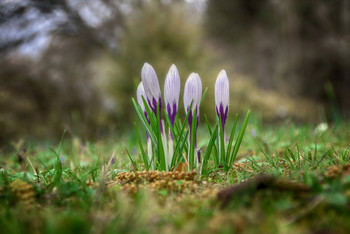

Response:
(137, 63), (182, 170)
(133, 63), (251, 173)
(137, 62), (205, 169)
(136, 63), (232, 171)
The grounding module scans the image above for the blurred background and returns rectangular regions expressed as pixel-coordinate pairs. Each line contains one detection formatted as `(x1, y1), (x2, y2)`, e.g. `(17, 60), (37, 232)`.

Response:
(0, 0), (349, 145)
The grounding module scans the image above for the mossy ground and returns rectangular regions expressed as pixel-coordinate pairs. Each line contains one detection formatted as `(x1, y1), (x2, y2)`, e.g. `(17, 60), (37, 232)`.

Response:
(1, 120), (350, 233)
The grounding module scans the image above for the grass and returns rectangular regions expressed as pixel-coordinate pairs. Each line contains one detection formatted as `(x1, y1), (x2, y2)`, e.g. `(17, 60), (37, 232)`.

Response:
(1, 118), (350, 233)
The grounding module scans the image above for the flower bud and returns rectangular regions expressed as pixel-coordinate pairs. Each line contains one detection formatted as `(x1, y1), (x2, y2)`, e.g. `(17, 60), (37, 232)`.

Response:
(215, 70), (229, 130)
(184, 72), (202, 165)
(164, 64), (180, 126)
(141, 63), (162, 113)
(183, 72), (202, 118)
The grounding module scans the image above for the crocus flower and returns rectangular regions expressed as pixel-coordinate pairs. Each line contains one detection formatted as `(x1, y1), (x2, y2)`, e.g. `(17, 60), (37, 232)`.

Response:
(215, 70), (229, 135)
(141, 63), (162, 114)
(184, 73), (202, 121)
(164, 64), (180, 126)
(184, 72), (202, 164)
(164, 64), (180, 167)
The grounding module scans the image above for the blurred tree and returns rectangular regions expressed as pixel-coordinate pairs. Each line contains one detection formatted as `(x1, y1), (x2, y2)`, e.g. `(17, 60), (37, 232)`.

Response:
(0, 0), (206, 144)
(0, 0), (127, 144)
(0, 36), (108, 144)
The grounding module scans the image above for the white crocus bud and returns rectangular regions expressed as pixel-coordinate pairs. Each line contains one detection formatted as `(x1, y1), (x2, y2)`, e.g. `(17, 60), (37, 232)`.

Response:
(215, 70), (229, 132)
(164, 64), (180, 126)
(184, 72), (202, 165)
(141, 63), (162, 114)
(183, 72), (202, 120)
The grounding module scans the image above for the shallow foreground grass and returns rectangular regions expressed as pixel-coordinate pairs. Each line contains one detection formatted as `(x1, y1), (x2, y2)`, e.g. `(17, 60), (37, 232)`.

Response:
(1, 120), (350, 233)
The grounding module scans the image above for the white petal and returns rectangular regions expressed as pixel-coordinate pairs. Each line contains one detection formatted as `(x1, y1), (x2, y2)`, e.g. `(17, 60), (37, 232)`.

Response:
(136, 82), (146, 111)
(141, 63), (161, 105)
(184, 73), (202, 116)
(164, 64), (180, 113)
(215, 69), (229, 109)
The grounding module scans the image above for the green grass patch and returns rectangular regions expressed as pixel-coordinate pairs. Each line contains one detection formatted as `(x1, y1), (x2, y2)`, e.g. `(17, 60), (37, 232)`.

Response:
(0, 120), (350, 233)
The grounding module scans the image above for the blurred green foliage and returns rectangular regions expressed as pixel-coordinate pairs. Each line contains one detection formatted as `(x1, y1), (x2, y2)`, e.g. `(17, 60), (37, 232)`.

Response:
(206, 0), (349, 119)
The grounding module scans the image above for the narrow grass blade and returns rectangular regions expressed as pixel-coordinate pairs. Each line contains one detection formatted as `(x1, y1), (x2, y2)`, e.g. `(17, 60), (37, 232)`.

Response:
(189, 109), (197, 170)
(156, 102), (166, 170)
(246, 156), (266, 173)
(49, 148), (62, 189)
(202, 122), (219, 175)
(287, 147), (296, 163)
(229, 110), (250, 166)
(226, 114), (238, 162)
(204, 115), (219, 166)
(164, 112), (178, 165)
(200, 87), (208, 106)
(132, 98), (156, 144)
(171, 102), (193, 166)
(284, 148), (296, 170)
(218, 116), (227, 170)
(313, 144), (318, 164)
(49, 130), (66, 189)
(134, 122), (149, 170)
(124, 147), (138, 171)
(172, 130), (190, 167)
(313, 150), (330, 169)
(257, 140), (277, 168)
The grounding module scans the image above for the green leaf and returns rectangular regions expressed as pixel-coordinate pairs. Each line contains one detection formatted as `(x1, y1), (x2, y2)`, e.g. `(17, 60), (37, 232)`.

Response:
(124, 147), (138, 171)
(200, 87), (208, 106)
(175, 130), (190, 166)
(49, 130), (66, 190)
(229, 110), (250, 166)
(132, 98), (156, 144)
(226, 114), (238, 163)
(219, 115), (227, 171)
(202, 122), (219, 175)
(171, 102), (193, 167)
(156, 101), (166, 171)
(189, 108), (197, 170)
(204, 115), (219, 166)
(134, 122), (149, 170)
(257, 140), (276, 169)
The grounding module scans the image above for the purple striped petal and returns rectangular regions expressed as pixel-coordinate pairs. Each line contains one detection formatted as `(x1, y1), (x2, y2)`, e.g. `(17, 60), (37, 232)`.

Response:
(141, 63), (162, 114)
(164, 64), (180, 126)
(183, 72), (202, 118)
(215, 70), (229, 131)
